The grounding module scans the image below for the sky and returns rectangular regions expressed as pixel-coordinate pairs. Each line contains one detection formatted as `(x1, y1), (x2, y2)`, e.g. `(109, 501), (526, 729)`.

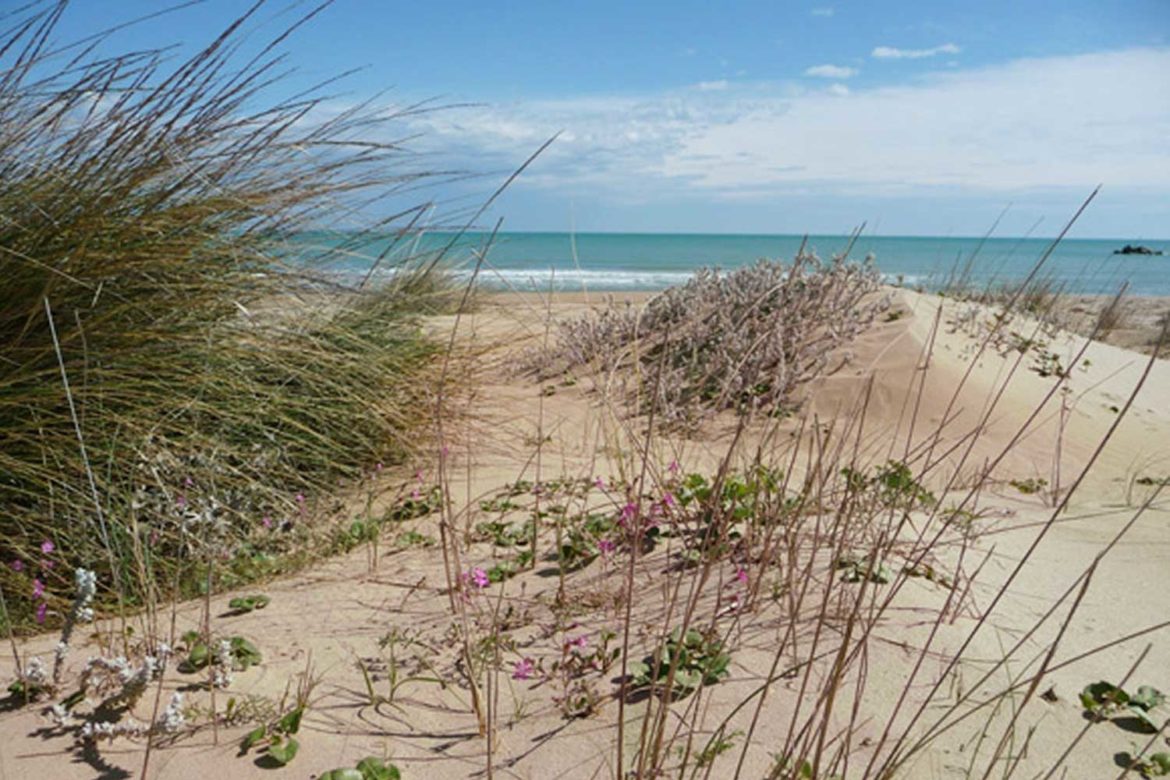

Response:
(37, 0), (1170, 238)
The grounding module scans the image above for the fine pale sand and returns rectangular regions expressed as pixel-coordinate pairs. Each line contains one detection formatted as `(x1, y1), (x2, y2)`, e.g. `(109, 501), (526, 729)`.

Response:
(2, 288), (1168, 779)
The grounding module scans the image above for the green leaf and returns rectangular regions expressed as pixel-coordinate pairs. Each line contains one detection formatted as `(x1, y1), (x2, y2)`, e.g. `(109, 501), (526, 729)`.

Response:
(319, 770), (364, 780)
(1132, 685), (1165, 711)
(228, 594), (270, 613)
(1127, 705), (1161, 733)
(266, 735), (299, 765)
(1149, 753), (1170, 775)
(277, 706), (303, 735)
(356, 757), (401, 780)
(675, 669), (701, 692)
(1081, 680), (1128, 712)
(242, 724), (267, 750)
(186, 643), (210, 670)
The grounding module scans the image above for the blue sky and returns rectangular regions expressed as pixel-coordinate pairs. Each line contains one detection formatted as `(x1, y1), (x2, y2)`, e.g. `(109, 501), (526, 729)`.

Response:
(44, 1), (1170, 238)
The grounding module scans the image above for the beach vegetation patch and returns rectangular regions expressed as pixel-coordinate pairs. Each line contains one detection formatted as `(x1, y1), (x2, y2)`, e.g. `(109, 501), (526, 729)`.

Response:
(320, 757), (402, 780)
(0, 4), (461, 626)
(629, 627), (731, 698)
(1081, 681), (1166, 732)
(526, 253), (888, 428)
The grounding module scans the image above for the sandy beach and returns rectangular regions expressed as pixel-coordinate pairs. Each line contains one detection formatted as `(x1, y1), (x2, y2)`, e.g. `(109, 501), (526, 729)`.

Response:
(3, 286), (1167, 779)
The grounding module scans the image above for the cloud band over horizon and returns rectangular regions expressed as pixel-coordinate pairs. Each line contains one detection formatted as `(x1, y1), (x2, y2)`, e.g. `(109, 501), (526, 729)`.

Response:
(387, 47), (1169, 236)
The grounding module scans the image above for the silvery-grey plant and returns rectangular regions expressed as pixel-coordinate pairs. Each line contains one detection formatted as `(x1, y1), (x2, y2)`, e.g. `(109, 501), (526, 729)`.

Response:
(528, 252), (888, 428)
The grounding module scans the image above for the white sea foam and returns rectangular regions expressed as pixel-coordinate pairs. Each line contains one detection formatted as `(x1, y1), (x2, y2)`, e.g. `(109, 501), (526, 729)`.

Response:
(318, 266), (934, 293)
(475, 268), (697, 291)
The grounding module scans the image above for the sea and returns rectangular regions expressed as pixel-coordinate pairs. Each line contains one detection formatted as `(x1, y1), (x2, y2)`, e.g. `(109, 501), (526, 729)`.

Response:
(301, 232), (1170, 297)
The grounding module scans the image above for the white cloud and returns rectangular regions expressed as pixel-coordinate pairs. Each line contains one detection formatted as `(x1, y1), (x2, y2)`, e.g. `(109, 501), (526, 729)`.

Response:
(695, 80), (730, 91)
(805, 64), (858, 79)
(872, 43), (961, 60)
(810, 6), (834, 16)
(399, 48), (1170, 203)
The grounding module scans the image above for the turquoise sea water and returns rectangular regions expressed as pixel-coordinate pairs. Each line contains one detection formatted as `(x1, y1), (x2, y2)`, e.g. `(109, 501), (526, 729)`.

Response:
(305, 232), (1170, 296)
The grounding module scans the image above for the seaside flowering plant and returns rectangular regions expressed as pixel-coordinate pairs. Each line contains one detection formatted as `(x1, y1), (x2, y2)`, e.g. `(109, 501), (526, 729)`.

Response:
(547, 629), (619, 719)
(528, 254), (887, 428)
(629, 627), (731, 698)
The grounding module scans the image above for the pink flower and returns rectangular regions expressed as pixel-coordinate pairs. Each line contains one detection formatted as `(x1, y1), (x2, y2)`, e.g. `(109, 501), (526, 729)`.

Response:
(40, 540), (54, 555)
(470, 567), (490, 589)
(35, 603), (47, 624)
(598, 538), (616, 556)
(375, 462), (384, 472)
(32, 578), (44, 598)
(619, 502), (638, 527)
(567, 634), (589, 651)
(410, 488), (422, 500)
(735, 566), (748, 585)
(414, 470), (424, 482)
(261, 516), (274, 529)
(662, 492), (676, 508)
(295, 493), (306, 505)
(594, 476), (606, 490)
(512, 657), (535, 680)
(10, 559), (24, 573)
(176, 494), (186, 508)
(667, 460), (680, 475)
(183, 476), (195, 488)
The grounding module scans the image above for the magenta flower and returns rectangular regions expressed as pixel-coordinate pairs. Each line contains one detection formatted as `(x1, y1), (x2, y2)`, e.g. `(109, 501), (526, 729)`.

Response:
(183, 476), (195, 488)
(35, 602), (47, 624)
(261, 516), (274, 529)
(40, 540), (54, 555)
(512, 657), (535, 680)
(295, 492), (306, 505)
(662, 492), (676, 508)
(668, 460), (680, 475)
(598, 538), (616, 556)
(32, 578), (45, 598)
(619, 502), (638, 526)
(470, 567), (490, 589)
(410, 488), (422, 500)
(10, 559), (24, 573)
(594, 476), (606, 490)
(735, 566), (748, 585)
(567, 634), (589, 651)
(375, 462), (384, 472)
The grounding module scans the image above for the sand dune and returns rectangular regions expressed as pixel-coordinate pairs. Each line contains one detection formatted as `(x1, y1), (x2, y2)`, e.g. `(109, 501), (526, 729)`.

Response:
(2, 289), (1167, 779)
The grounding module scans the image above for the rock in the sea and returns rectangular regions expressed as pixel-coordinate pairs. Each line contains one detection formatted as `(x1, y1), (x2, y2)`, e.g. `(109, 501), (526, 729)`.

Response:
(1113, 244), (1164, 256)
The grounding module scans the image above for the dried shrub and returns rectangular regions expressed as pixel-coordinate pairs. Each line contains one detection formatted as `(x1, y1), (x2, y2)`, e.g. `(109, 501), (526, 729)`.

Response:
(531, 252), (888, 427)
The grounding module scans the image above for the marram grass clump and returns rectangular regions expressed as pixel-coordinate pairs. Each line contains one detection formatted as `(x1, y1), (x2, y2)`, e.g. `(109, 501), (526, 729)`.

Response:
(0, 3), (458, 627)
